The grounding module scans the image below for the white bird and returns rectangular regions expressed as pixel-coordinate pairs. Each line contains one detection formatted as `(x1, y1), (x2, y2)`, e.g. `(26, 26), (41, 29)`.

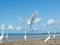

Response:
(27, 10), (38, 25)
(53, 32), (56, 43)
(53, 34), (55, 38)
(24, 29), (27, 41)
(33, 18), (42, 24)
(44, 31), (51, 42)
(6, 33), (8, 40)
(6, 25), (14, 40)
(19, 10), (41, 31)
(53, 32), (56, 38)
(0, 24), (5, 43)
(0, 30), (4, 43)
(19, 10), (38, 25)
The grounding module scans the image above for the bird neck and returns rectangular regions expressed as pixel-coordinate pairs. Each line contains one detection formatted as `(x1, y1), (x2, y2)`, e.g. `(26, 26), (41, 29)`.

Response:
(48, 33), (50, 37)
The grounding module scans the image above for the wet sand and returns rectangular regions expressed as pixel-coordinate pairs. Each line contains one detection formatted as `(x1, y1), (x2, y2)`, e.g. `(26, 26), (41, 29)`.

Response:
(0, 38), (60, 45)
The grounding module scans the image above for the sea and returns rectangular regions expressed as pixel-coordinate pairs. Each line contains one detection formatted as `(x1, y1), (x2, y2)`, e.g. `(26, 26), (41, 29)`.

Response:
(1, 33), (60, 42)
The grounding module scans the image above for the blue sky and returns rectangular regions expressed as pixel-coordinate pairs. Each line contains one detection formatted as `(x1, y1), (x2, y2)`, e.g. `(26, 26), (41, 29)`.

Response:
(0, 0), (60, 34)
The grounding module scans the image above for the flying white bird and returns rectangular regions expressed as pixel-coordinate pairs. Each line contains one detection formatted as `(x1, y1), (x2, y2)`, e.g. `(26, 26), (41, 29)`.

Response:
(27, 10), (38, 25)
(0, 24), (5, 43)
(44, 31), (51, 42)
(19, 10), (41, 31)
(19, 10), (38, 25)
(18, 17), (25, 24)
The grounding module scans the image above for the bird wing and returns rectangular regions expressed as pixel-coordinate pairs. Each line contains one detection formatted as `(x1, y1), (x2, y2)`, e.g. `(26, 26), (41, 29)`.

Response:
(28, 11), (38, 25)
(33, 18), (42, 24)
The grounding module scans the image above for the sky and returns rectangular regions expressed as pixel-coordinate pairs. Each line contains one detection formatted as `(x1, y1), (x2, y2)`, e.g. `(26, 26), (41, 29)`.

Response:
(0, 0), (60, 34)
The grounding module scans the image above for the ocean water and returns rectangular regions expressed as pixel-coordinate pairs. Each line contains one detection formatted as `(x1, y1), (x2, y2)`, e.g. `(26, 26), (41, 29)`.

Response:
(1, 33), (60, 42)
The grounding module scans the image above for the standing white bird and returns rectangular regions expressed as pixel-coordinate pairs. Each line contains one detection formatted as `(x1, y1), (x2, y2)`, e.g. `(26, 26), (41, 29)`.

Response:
(53, 34), (55, 38)
(53, 32), (56, 43)
(44, 31), (51, 42)
(53, 32), (56, 38)
(0, 30), (4, 43)
(6, 25), (14, 40)
(0, 24), (5, 43)
(6, 33), (8, 40)
(23, 29), (27, 45)
(24, 29), (27, 41)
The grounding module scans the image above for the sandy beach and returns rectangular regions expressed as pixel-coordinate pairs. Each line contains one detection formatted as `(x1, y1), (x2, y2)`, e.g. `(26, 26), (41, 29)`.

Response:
(0, 38), (60, 45)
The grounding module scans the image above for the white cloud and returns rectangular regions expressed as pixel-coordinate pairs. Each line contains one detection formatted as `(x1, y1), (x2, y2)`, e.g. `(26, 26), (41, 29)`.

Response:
(47, 19), (55, 25)
(16, 26), (21, 30)
(7, 25), (14, 30)
(42, 19), (55, 27)
(42, 19), (60, 30)
(34, 18), (42, 24)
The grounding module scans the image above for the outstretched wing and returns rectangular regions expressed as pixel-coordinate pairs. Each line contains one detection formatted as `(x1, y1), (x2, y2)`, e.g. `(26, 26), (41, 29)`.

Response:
(33, 18), (42, 24)
(28, 10), (38, 25)
(18, 17), (25, 24)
